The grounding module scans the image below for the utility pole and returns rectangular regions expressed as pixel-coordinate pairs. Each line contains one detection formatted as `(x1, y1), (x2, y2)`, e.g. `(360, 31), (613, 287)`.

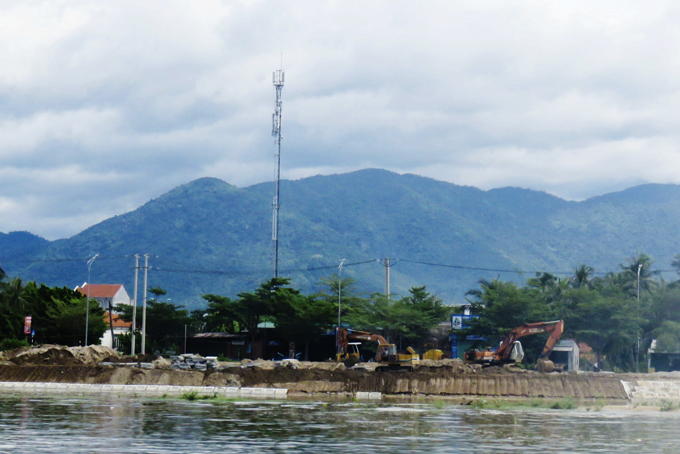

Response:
(271, 67), (284, 277)
(336, 258), (346, 355)
(636, 264), (642, 373)
(384, 258), (390, 299)
(85, 254), (98, 346)
(379, 258), (396, 299)
(131, 254), (139, 356)
(141, 254), (149, 355)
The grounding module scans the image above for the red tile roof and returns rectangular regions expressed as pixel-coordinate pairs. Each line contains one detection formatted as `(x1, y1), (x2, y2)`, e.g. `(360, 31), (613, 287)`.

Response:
(76, 284), (123, 298)
(104, 312), (132, 328)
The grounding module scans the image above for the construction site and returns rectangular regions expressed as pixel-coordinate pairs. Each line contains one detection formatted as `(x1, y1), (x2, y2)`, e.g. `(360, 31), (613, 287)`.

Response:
(0, 344), (678, 406)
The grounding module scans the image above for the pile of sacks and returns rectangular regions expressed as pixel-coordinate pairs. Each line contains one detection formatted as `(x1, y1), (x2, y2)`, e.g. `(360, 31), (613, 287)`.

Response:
(170, 353), (219, 371)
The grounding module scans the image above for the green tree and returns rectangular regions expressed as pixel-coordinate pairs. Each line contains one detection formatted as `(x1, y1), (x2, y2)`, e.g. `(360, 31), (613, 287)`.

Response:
(651, 321), (680, 353)
(620, 253), (657, 296)
(273, 293), (336, 360)
(573, 264), (594, 289)
(393, 286), (449, 349)
(573, 291), (639, 370)
(0, 278), (29, 340)
(317, 274), (368, 329)
(116, 287), (190, 354)
(463, 278), (554, 364)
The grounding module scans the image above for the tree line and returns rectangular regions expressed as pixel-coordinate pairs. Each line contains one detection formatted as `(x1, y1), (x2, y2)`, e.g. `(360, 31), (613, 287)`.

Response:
(459, 253), (680, 371)
(4, 252), (680, 372)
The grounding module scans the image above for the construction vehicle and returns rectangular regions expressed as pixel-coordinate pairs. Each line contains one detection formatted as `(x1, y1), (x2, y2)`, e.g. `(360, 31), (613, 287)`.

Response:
(463, 320), (564, 366)
(337, 327), (420, 371)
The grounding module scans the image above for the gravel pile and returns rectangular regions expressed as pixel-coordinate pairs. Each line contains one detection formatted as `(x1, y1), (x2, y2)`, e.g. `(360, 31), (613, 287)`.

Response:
(170, 354), (219, 371)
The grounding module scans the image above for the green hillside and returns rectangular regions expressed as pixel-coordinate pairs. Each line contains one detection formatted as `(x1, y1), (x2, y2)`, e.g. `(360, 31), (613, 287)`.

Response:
(3, 169), (680, 309)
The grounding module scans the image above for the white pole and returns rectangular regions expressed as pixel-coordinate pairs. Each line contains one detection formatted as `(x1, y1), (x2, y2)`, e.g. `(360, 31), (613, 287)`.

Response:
(85, 254), (98, 346)
(336, 259), (345, 355)
(141, 254), (149, 355)
(385, 257), (390, 299)
(636, 264), (642, 373)
(131, 254), (139, 356)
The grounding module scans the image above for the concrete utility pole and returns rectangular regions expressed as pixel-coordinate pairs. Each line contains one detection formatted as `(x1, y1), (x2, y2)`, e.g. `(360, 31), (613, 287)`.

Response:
(85, 254), (98, 346)
(141, 254), (149, 355)
(384, 257), (390, 299)
(131, 254), (139, 356)
(636, 264), (642, 373)
(336, 259), (346, 355)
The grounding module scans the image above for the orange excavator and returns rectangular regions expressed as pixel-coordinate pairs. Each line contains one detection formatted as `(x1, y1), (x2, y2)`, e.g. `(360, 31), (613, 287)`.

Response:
(336, 327), (420, 371)
(464, 320), (564, 366)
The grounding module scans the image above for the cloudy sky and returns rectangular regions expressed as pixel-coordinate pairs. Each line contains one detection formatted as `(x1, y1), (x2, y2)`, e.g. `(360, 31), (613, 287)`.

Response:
(2, 1), (680, 240)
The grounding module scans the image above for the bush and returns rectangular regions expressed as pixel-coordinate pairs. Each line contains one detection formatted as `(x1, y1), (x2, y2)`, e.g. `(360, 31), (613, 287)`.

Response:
(0, 338), (29, 352)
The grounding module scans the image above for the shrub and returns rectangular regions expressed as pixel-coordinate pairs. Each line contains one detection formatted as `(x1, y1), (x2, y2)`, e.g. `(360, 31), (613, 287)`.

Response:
(0, 338), (29, 352)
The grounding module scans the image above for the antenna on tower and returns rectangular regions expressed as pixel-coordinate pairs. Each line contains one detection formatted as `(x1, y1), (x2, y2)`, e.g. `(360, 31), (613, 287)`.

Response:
(271, 67), (284, 278)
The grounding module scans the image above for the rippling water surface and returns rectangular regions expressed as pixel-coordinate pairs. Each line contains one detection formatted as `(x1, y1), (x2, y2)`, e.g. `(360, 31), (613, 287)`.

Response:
(1, 395), (679, 453)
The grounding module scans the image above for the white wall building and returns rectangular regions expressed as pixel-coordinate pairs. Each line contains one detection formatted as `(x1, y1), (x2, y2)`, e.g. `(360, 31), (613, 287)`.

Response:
(75, 283), (133, 350)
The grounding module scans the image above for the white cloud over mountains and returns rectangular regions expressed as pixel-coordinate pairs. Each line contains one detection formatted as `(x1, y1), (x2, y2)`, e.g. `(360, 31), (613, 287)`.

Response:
(2, 1), (680, 239)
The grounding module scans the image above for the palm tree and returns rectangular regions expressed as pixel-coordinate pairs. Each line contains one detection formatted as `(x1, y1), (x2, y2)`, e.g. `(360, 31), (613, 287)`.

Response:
(573, 264), (594, 289)
(620, 253), (657, 295)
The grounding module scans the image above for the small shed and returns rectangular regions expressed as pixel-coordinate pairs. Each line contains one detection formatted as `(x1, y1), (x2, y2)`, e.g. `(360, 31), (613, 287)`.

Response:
(647, 339), (680, 372)
(549, 339), (580, 371)
(186, 332), (247, 359)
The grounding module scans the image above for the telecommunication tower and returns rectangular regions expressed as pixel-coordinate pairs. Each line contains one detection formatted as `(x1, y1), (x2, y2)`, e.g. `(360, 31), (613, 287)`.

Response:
(271, 68), (284, 277)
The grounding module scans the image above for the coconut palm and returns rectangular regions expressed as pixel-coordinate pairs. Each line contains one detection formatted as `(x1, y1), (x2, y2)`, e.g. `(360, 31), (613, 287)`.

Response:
(573, 264), (594, 289)
(620, 253), (657, 295)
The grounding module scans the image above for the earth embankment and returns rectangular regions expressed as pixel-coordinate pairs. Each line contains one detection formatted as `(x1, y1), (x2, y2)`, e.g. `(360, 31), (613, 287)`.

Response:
(0, 364), (628, 400)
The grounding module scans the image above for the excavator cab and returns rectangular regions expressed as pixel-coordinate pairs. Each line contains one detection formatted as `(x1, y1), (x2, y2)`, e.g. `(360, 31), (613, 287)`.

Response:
(377, 344), (398, 363)
(507, 341), (524, 362)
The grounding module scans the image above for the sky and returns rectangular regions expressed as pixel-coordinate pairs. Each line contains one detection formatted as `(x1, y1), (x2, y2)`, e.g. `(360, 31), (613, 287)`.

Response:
(3, 1), (680, 240)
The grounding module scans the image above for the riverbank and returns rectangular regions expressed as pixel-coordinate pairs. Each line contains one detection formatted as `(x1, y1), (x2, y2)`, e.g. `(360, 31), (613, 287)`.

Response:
(0, 364), (629, 401)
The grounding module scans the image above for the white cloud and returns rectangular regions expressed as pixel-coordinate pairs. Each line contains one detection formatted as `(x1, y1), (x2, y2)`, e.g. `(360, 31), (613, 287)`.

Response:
(2, 0), (680, 238)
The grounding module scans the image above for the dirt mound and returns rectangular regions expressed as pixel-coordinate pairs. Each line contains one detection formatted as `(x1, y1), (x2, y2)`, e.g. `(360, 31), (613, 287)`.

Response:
(2, 345), (117, 366)
(101, 353), (158, 363)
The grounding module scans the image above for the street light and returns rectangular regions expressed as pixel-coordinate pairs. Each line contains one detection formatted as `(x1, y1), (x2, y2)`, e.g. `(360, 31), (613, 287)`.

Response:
(336, 258), (346, 356)
(85, 254), (99, 346)
(636, 264), (642, 373)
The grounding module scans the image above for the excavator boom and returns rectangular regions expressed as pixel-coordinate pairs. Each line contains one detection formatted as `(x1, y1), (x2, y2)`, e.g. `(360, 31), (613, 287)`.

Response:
(337, 327), (419, 370)
(464, 320), (564, 365)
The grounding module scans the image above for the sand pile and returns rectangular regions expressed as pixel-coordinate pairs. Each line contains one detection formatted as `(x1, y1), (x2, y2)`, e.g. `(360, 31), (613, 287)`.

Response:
(1, 345), (117, 366)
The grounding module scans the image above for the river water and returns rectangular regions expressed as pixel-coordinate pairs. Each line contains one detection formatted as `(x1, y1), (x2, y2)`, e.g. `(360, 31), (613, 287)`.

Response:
(0, 395), (678, 453)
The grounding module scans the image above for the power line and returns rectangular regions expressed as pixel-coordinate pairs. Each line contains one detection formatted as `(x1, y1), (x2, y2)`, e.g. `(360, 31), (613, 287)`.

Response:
(154, 259), (379, 277)
(3, 254), (678, 278)
(1, 255), (128, 264)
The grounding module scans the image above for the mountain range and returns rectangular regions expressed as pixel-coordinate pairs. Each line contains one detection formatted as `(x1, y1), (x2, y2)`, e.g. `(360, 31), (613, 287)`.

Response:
(3, 169), (680, 309)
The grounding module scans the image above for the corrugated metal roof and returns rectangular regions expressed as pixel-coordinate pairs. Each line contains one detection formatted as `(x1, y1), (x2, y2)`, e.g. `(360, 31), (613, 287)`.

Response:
(192, 332), (246, 339)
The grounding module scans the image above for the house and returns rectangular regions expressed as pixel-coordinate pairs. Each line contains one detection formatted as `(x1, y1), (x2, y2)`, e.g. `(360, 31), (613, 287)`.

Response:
(75, 283), (133, 351)
(102, 312), (133, 350)
(75, 283), (132, 311)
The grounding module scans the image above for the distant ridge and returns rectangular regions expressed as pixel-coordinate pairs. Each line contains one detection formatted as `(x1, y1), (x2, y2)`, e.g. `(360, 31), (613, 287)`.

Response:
(2, 169), (680, 308)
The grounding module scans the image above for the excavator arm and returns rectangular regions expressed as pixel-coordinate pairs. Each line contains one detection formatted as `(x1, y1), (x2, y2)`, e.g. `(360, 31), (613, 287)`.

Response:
(495, 320), (564, 361)
(337, 328), (389, 362)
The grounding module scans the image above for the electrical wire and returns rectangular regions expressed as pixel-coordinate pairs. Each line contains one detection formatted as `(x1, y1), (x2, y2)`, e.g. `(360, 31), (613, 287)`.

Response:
(2, 254), (677, 277)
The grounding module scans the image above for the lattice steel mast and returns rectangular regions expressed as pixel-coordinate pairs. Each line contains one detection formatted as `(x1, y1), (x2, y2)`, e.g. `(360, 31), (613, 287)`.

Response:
(271, 68), (284, 277)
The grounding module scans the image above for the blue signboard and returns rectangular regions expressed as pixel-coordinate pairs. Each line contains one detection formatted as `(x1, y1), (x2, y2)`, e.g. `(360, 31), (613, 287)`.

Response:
(451, 314), (477, 330)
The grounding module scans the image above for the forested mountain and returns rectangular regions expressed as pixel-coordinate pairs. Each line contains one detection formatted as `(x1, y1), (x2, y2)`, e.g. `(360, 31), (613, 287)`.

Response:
(3, 169), (680, 309)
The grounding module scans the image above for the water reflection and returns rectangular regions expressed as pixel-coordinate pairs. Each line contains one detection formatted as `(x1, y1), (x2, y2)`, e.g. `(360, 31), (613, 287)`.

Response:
(0, 395), (679, 453)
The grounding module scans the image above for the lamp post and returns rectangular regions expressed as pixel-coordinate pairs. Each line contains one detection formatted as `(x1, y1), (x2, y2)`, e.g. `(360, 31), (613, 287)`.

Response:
(85, 254), (99, 346)
(336, 258), (346, 356)
(636, 264), (642, 373)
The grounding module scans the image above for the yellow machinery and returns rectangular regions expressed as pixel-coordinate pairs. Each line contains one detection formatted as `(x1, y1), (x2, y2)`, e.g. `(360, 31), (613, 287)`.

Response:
(337, 328), (420, 371)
